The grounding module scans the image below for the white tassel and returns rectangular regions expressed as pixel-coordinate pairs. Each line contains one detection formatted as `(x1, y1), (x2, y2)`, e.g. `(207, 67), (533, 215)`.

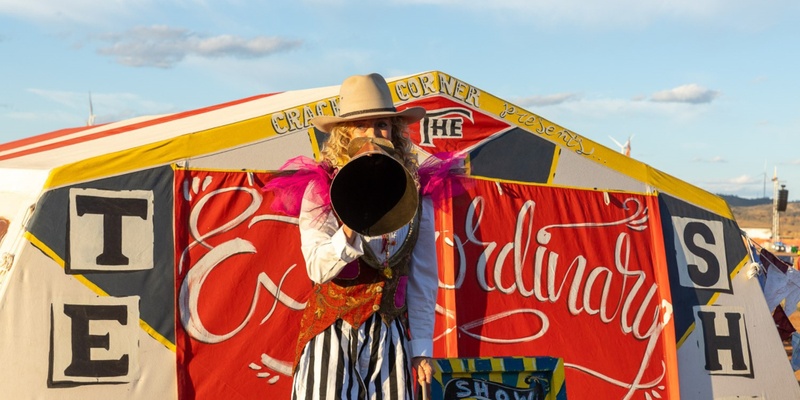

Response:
(746, 262), (760, 279)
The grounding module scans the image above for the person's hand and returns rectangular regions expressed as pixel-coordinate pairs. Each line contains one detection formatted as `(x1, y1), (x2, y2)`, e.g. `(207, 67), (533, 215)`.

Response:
(412, 357), (433, 398)
(342, 224), (359, 245)
(342, 224), (354, 239)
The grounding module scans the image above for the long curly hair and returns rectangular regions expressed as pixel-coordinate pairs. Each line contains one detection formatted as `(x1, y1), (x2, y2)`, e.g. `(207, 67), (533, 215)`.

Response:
(320, 116), (419, 178)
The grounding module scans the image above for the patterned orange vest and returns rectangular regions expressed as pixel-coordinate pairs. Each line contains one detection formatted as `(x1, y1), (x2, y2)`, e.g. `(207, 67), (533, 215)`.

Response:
(294, 211), (421, 370)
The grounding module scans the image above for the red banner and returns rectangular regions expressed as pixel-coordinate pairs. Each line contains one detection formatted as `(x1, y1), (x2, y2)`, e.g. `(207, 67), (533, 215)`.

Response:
(436, 180), (678, 399)
(174, 170), (678, 399)
(174, 169), (309, 399)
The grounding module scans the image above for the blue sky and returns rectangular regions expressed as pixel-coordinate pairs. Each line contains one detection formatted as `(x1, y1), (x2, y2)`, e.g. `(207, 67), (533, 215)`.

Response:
(1, 0), (799, 200)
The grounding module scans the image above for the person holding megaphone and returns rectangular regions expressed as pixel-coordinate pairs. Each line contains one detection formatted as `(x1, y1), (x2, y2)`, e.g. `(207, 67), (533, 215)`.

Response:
(285, 73), (437, 400)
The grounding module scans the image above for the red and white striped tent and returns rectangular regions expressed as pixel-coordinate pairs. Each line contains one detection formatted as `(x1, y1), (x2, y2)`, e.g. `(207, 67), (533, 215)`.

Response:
(0, 71), (796, 399)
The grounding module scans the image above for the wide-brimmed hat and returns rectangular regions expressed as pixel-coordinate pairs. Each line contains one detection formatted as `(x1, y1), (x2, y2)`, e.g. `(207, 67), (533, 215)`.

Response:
(310, 73), (426, 133)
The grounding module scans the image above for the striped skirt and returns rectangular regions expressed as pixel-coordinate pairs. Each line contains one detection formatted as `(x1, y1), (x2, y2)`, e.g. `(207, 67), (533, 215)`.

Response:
(292, 314), (415, 400)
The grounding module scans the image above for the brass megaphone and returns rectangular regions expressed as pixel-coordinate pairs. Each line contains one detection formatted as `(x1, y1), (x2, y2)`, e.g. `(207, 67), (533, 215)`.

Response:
(330, 137), (419, 236)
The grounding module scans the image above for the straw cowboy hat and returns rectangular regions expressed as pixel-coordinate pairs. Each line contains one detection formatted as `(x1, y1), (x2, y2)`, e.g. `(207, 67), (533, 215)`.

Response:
(310, 73), (426, 133)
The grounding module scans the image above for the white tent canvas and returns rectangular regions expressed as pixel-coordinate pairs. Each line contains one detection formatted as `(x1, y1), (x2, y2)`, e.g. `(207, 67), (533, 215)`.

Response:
(0, 71), (795, 399)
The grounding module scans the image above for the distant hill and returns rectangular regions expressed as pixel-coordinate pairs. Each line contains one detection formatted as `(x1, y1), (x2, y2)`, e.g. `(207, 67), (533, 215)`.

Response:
(720, 196), (800, 240)
(716, 194), (772, 207)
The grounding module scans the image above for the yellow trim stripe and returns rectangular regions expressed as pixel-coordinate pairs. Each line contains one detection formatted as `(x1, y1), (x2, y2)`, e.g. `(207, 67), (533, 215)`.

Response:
(677, 322), (696, 348)
(24, 231), (176, 351)
(25, 231), (65, 267)
(490, 357), (503, 373)
(43, 93), (341, 189)
(45, 115), (277, 188)
(550, 358), (566, 397)
(730, 255), (749, 277)
(645, 165), (734, 219)
(140, 320), (177, 352)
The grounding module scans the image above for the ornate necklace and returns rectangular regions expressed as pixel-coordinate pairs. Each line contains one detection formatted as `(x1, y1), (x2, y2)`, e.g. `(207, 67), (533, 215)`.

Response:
(381, 233), (396, 279)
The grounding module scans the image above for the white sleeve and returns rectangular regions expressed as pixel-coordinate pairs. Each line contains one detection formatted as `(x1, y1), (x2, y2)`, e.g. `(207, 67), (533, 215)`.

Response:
(299, 182), (364, 284)
(406, 196), (439, 358)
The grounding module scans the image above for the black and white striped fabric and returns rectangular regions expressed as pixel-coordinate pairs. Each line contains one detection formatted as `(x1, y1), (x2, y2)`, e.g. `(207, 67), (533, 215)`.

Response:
(292, 314), (415, 400)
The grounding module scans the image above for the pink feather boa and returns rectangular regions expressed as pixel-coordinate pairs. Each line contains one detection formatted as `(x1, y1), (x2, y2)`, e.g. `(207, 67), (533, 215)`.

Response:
(262, 152), (468, 217)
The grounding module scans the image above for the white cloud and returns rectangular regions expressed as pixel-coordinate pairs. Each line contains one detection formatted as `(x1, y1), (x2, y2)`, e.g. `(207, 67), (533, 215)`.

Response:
(729, 174), (758, 184)
(530, 95), (709, 123)
(697, 174), (768, 199)
(516, 93), (582, 107)
(93, 25), (302, 68)
(650, 84), (720, 104)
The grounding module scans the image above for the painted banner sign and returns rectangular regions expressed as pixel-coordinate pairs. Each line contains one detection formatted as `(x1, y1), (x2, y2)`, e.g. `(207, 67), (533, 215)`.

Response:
(435, 179), (678, 399)
(174, 169), (678, 399)
(174, 169), (309, 398)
